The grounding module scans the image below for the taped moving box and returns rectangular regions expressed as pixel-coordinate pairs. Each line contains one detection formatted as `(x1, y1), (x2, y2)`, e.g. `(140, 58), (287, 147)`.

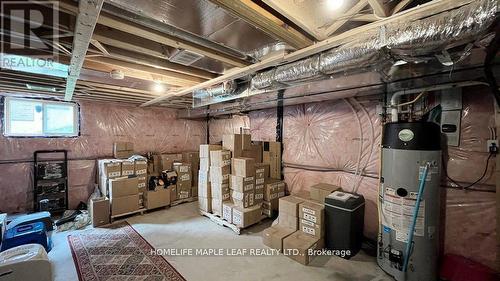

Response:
(262, 141), (281, 179)
(90, 197), (110, 227)
(262, 226), (296, 251)
(113, 142), (134, 159)
(145, 188), (170, 209)
(200, 144), (222, 158)
(111, 194), (139, 216)
(121, 160), (135, 176)
(232, 157), (255, 177)
(232, 205), (262, 228)
(283, 231), (324, 265)
(109, 177), (139, 198)
(310, 183), (342, 203)
(199, 197), (212, 213)
(299, 201), (325, 225)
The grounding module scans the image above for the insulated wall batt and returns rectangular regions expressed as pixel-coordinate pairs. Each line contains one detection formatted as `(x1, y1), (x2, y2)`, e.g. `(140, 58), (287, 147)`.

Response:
(0, 99), (206, 212)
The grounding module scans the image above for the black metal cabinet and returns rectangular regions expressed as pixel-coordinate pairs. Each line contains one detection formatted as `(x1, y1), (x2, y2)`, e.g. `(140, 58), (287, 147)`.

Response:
(34, 150), (68, 213)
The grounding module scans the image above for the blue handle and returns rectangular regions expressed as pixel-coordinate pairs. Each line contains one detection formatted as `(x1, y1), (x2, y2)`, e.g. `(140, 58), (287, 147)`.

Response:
(403, 164), (429, 273)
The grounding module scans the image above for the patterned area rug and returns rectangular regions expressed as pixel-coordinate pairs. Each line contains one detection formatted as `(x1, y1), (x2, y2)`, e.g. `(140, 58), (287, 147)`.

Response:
(68, 222), (185, 281)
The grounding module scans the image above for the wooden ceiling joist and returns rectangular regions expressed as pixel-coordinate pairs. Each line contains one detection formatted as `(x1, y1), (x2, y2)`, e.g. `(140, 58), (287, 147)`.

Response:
(58, 0), (250, 68)
(141, 0), (482, 107)
(325, 0), (369, 37)
(207, 0), (313, 49)
(64, 0), (104, 101)
(367, 0), (389, 17)
(392, 0), (416, 15)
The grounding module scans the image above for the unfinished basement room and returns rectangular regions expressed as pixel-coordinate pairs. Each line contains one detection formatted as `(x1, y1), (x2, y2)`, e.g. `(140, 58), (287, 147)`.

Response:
(0, 0), (499, 280)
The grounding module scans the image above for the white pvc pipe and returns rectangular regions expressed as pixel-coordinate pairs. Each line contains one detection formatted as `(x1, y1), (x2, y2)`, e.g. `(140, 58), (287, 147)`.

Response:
(389, 81), (488, 122)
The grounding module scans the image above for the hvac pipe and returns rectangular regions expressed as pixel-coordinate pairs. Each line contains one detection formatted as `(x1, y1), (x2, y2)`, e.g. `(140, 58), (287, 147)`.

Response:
(389, 81), (490, 122)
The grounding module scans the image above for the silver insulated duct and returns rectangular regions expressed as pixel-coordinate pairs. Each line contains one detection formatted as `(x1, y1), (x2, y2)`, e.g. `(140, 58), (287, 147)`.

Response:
(250, 0), (497, 90)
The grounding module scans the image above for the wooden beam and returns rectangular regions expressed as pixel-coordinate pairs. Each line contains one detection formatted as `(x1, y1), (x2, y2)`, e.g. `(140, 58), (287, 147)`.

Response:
(350, 14), (379, 22)
(392, 0), (415, 15)
(65, 0), (104, 101)
(367, 0), (389, 17)
(58, 0), (250, 68)
(325, 0), (369, 36)
(208, 0), (312, 49)
(141, 0), (481, 107)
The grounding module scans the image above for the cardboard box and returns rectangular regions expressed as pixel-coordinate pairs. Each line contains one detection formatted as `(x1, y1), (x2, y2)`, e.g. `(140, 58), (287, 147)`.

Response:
(170, 185), (177, 202)
(137, 176), (147, 190)
(200, 157), (210, 171)
(222, 134), (243, 157)
(109, 177), (139, 198)
(262, 198), (279, 211)
(191, 185), (198, 198)
(145, 188), (170, 209)
(177, 189), (191, 200)
(160, 154), (183, 171)
(299, 218), (324, 239)
(232, 205), (262, 228)
(254, 192), (264, 205)
(231, 190), (255, 208)
(211, 183), (230, 200)
(299, 201), (325, 225)
(173, 162), (191, 175)
(200, 144), (222, 158)
(111, 194), (139, 216)
(211, 198), (224, 216)
(222, 202), (235, 223)
(283, 231), (324, 265)
(134, 160), (147, 176)
(177, 180), (192, 193)
(264, 179), (286, 201)
(263, 141), (281, 179)
(113, 142), (133, 159)
(210, 166), (230, 185)
(262, 226), (296, 251)
(230, 175), (255, 192)
(90, 197), (110, 227)
(242, 143), (262, 163)
(310, 183), (342, 203)
(182, 151), (200, 171)
(98, 159), (121, 178)
(232, 157), (255, 177)
(210, 150), (231, 167)
(198, 170), (211, 197)
(278, 212), (298, 230)
(279, 196), (304, 216)
(121, 160), (135, 176)
(199, 197), (212, 212)
(255, 163), (270, 179)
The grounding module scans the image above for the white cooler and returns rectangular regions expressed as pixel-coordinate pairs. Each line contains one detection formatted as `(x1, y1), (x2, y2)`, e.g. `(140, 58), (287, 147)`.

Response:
(0, 244), (52, 281)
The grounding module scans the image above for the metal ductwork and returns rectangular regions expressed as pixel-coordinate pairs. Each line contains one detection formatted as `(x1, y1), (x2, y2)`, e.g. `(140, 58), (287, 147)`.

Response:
(250, 0), (497, 90)
(193, 80), (238, 99)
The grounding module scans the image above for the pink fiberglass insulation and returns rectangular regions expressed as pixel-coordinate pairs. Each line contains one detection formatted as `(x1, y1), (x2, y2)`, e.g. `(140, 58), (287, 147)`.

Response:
(244, 86), (496, 270)
(0, 99), (206, 213)
(208, 115), (249, 144)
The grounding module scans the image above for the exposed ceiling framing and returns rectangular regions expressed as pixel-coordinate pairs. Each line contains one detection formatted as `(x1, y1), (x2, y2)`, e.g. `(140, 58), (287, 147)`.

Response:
(142, 0), (482, 107)
(1, 0), (493, 109)
(64, 0), (104, 101)
(207, 0), (313, 49)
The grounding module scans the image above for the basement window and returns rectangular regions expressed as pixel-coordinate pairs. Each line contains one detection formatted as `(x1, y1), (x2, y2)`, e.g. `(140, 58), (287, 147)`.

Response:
(3, 97), (79, 137)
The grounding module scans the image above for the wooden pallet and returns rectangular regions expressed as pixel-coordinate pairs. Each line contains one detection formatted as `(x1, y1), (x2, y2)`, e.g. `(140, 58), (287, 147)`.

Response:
(200, 210), (241, 234)
(171, 196), (198, 207)
(110, 208), (146, 221)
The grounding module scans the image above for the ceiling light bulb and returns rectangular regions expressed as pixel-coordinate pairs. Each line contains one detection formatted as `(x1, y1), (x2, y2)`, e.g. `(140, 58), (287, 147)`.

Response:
(153, 81), (165, 93)
(327, 0), (344, 10)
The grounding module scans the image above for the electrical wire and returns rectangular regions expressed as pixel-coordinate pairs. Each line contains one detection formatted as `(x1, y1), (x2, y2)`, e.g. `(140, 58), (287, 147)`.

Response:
(442, 153), (495, 191)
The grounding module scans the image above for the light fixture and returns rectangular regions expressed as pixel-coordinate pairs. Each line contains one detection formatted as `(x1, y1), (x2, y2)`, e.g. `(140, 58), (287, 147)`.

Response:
(326, 0), (344, 10)
(153, 81), (165, 93)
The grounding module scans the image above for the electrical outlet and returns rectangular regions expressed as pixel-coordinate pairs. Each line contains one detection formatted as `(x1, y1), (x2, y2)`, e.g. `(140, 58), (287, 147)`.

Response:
(487, 140), (498, 153)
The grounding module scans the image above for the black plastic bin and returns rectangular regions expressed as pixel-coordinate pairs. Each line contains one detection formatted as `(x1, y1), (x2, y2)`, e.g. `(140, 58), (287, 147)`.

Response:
(324, 191), (365, 259)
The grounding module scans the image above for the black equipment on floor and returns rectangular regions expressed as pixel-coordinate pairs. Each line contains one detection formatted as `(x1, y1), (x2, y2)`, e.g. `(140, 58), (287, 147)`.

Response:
(34, 150), (68, 213)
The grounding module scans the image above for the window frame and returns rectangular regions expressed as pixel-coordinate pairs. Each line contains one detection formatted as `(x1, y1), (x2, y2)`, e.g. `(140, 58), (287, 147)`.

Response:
(3, 96), (80, 138)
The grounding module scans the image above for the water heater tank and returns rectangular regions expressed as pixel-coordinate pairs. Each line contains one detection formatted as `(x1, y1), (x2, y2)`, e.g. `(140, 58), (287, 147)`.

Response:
(378, 122), (442, 281)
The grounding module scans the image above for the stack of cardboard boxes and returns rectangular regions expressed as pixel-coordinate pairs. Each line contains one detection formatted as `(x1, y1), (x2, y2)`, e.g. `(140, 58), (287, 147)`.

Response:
(97, 158), (146, 217)
(173, 162), (192, 201)
(198, 145), (222, 213)
(182, 152), (200, 198)
(224, 157), (262, 228)
(210, 150), (231, 216)
(262, 183), (341, 265)
(262, 179), (286, 217)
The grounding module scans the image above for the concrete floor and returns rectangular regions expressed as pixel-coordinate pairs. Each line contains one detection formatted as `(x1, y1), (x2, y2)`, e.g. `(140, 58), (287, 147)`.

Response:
(49, 202), (392, 281)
